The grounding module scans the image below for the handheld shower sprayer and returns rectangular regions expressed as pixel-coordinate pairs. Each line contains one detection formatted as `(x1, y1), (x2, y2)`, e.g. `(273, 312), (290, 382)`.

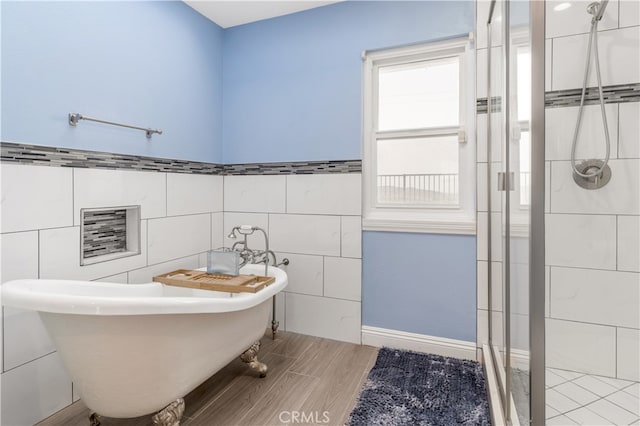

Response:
(570, 0), (612, 189)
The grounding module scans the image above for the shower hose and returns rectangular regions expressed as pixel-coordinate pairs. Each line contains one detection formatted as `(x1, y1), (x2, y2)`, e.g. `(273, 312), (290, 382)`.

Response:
(570, 12), (611, 178)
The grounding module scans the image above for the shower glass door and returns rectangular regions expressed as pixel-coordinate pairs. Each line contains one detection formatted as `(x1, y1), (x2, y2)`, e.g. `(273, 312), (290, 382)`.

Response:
(486, 0), (532, 423)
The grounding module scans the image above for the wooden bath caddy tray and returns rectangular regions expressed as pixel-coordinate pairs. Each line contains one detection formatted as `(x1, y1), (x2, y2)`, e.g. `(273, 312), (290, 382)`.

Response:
(153, 269), (274, 293)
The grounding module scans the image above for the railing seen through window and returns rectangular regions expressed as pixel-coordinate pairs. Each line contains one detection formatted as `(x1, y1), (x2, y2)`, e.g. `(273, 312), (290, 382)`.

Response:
(377, 173), (459, 204)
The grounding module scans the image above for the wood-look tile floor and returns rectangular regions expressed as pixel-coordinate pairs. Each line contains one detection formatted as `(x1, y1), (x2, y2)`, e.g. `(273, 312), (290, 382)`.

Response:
(38, 332), (379, 426)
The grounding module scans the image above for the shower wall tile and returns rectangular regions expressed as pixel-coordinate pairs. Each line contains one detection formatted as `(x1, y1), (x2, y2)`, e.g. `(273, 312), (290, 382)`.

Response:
(618, 215), (640, 272)
(546, 266), (551, 318)
(545, 104), (619, 161)
(476, 163), (488, 213)
(546, 318), (616, 376)
(552, 26), (640, 91)
(545, 161), (551, 213)
(0, 231), (38, 283)
(476, 212), (488, 261)
(0, 164), (72, 233)
(475, 113), (503, 164)
(127, 254), (200, 284)
(223, 175), (286, 213)
(167, 174), (223, 216)
(1, 352), (72, 426)
(3, 308), (54, 371)
(222, 212), (269, 250)
(476, 47), (502, 100)
(277, 253), (323, 297)
(39, 224), (148, 281)
(286, 174), (361, 216)
(546, 214), (617, 270)
(546, 39), (552, 91)
(617, 327), (640, 381)
(545, 0), (618, 39)
(476, 261), (502, 311)
(510, 262), (530, 316)
(269, 214), (341, 256)
(73, 168), (166, 225)
(619, 102), (640, 158)
(285, 293), (361, 344)
(324, 256), (361, 302)
(550, 267), (640, 328)
(476, 309), (503, 348)
(550, 159), (640, 215)
(340, 216), (362, 258)
(620, 0), (640, 28)
(476, 212), (503, 262)
(476, 163), (502, 212)
(147, 214), (210, 265)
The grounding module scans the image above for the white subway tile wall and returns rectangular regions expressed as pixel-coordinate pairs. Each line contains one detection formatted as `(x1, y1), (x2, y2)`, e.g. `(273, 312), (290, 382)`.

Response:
(224, 175), (286, 213)
(147, 214), (211, 264)
(618, 327), (640, 381)
(0, 166), (361, 424)
(545, 104), (619, 161)
(1, 164), (73, 233)
(0, 165), (223, 425)
(546, 214), (617, 270)
(552, 26), (640, 90)
(277, 252), (324, 296)
(547, 318), (617, 377)
(285, 174), (361, 216)
(546, 0), (639, 383)
(0, 352), (72, 426)
(166, 173), (223, 216)
(223, 174), (362, 342)
(619, 102), (640, 158)
(73, 168), (166, 224)
(285, 293), (361, 344)
(546, 0), (619, 39)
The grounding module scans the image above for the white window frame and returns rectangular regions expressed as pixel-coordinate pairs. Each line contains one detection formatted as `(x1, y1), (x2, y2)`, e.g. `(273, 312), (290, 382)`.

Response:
(362, 36), (476, 235)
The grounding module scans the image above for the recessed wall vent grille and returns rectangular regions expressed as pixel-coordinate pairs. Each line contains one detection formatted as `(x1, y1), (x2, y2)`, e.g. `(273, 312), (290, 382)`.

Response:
(80, 206), (141, 266)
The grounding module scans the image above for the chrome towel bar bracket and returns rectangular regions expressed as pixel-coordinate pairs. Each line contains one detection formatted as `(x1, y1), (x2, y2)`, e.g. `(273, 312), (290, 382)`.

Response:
(68, 113), (162, 139)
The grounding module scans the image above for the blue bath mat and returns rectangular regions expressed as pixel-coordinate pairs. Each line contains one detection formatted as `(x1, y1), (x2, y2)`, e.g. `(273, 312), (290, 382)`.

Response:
(347, 347), (491, 426)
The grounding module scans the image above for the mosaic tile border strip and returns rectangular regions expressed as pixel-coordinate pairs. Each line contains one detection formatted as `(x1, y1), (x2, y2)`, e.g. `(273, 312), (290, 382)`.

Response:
(477, 83), (640, 114)
(0, 142), (361, 175)
(545, 83), (640, 108)
(476, 96), (503, 114)
(224, 159), (362, 175)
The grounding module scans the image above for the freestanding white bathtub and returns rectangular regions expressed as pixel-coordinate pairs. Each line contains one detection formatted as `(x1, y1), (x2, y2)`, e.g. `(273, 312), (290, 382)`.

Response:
(2, 264), (287, 424)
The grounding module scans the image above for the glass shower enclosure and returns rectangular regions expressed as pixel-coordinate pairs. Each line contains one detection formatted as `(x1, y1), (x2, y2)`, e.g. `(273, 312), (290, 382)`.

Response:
(483, 1), (639, 425)
(483, 0), (537, 424)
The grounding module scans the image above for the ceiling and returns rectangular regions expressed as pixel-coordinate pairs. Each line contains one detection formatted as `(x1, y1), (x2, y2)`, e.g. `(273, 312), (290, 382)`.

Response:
(184, 1), (341, 28)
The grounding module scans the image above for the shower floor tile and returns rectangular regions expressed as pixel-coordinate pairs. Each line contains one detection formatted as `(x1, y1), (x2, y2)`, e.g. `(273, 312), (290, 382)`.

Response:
(546, 367), (640, 425)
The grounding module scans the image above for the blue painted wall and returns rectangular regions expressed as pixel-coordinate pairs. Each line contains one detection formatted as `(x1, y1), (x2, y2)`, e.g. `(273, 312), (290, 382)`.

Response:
(363, 232), (477, 342)
(221, 1), (474, 163)
(1, 1), (223, 163)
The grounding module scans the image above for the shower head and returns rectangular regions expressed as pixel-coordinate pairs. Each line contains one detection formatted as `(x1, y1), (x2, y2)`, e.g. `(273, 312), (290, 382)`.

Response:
(587, 0), (609, 21)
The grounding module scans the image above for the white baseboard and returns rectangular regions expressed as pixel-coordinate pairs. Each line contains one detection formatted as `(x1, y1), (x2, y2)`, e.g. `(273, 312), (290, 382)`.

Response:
(361, 326), (477, 361)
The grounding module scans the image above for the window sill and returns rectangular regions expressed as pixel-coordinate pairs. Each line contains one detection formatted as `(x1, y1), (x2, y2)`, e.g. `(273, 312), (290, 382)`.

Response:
(363, 215), (476, 235)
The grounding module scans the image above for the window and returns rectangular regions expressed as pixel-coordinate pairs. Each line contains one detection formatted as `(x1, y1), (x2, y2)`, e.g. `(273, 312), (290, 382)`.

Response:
(362, 37), (475, 234)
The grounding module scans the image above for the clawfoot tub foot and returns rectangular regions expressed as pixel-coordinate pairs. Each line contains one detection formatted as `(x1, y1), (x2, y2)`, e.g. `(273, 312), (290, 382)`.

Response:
(240, 341), (268, 378)
(89, 413), (101, 426)
(151, 398), (185, 426)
